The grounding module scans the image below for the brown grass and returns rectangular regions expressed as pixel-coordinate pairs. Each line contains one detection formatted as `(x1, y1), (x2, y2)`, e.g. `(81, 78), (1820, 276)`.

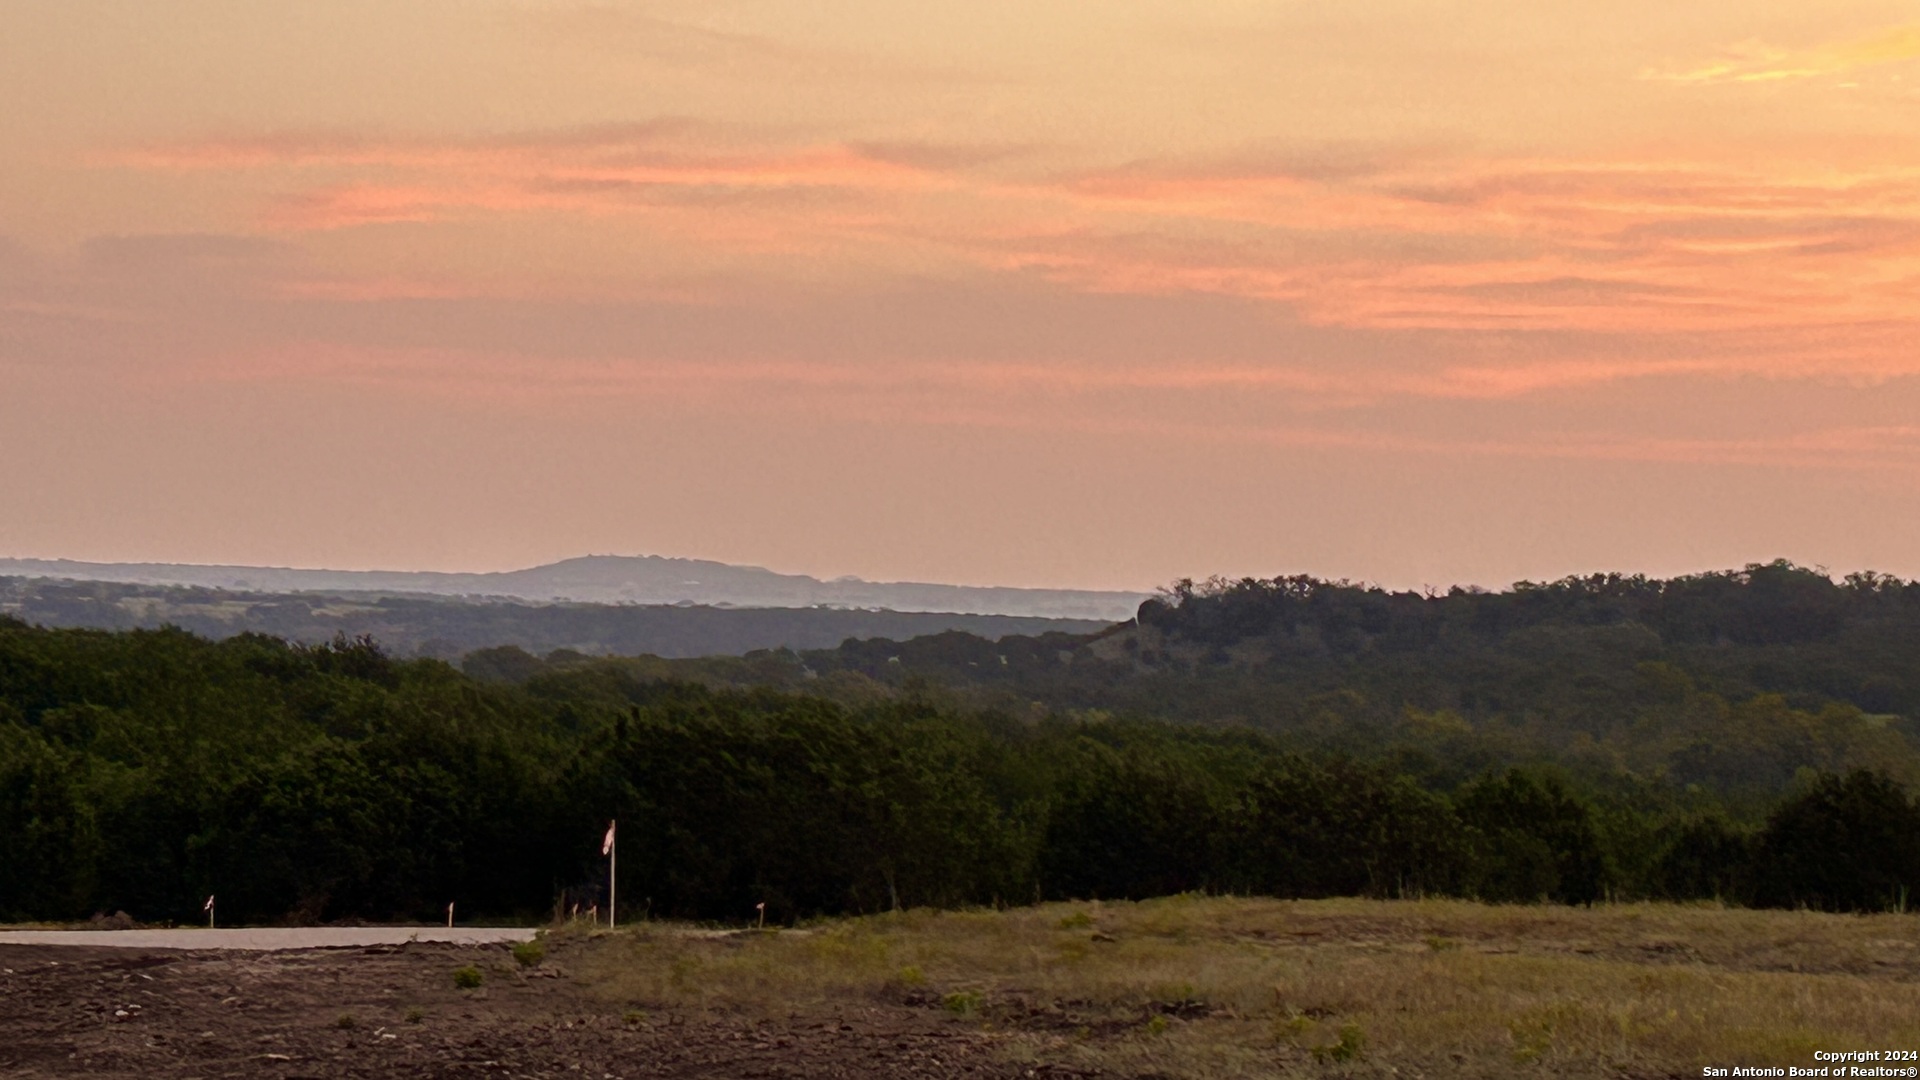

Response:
(566, 895), (1920, 1078)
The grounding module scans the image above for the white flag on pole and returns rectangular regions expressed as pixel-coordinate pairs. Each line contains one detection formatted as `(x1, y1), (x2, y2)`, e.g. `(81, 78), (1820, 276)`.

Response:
(203, 895), (215, 912)
(601, 821), (616, 855)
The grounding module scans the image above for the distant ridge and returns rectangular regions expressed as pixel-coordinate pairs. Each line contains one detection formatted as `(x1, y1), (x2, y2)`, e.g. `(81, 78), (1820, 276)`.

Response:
(0, 554), (1150, 622)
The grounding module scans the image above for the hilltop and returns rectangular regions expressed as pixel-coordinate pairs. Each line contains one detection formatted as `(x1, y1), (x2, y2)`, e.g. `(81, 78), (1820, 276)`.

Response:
(547, 560), (1920, 803)
(0, 554), (1148, 621)
(0, 576), (1110, 659)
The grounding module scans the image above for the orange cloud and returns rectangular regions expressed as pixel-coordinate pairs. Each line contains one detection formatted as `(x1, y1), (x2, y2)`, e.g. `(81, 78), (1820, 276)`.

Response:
(1007, 155), (1920, 347)
(116, 127), (951, 233)
(105, 128), (1920, 389)
(118, 127), (947, 189)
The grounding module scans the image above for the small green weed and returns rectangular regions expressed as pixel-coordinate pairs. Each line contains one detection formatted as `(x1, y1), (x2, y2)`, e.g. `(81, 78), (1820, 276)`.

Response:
(403, 1006), (425, 1024)
(1313, 1022), (1366, 1063)
(333, 1013), (357, 1030)
(512, 939), (545, 968)
(623, 1009), (647, 1025)
(1144, 1014), (1169, 1035)
(1274, 1013), (1313, 1041)
(896, 965), (926, 986)
(1509, 1002), (1575, 1063)
(452, 965), (484, 990)
(1154, 981), (1198, 1005)
(1057, 911), (1094, 930)
(942, 990), (983, 1016)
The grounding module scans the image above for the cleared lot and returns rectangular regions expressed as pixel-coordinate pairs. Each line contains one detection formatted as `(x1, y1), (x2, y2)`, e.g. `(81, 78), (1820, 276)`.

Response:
(9, 897), (1920, 1078)
(0, 935), (1028, 1080)
(0, 927), (535, 950)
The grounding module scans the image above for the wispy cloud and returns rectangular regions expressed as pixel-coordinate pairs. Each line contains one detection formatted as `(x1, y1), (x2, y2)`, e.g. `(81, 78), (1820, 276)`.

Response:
(186, 341), (1920, 476)
(1644, 23), (1920, 84)
(114, 126), (982, 239)
(99, 128), (1920, 392)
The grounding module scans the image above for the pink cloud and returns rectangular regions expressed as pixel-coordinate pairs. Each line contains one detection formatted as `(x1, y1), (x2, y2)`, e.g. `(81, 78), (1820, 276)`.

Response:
(96, 127), (1920, 398)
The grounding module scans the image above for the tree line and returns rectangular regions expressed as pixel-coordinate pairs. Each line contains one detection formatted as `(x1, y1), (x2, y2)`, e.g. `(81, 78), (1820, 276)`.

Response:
(593, 561), (1920, 807)
(5, 618), (1919, 925)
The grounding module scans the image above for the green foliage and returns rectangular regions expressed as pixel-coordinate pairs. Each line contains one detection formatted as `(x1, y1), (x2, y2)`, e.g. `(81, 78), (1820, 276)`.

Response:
(1231, 755), (1469, 899)
(0, 613), (1917, 925)
(780, 562), (1920, 804)
(1454, 770), (1607, 904)
(1038, 736), (1227, 900)
(1752, 771), (1920, 911)
(452, 965), (484, 989)
(512, 939), (545, 967)
(1313, 1022), (1367, 1062)
(1650, 814), (1750, 901)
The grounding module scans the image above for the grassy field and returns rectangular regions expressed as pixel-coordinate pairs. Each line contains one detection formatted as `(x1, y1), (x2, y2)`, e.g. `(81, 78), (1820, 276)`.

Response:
(569, 895), (1920, 1078)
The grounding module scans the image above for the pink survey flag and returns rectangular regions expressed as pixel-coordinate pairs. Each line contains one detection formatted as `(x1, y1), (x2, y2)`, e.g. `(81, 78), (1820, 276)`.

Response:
(601, 821), (616, 856)
(203, 895), (214, 911)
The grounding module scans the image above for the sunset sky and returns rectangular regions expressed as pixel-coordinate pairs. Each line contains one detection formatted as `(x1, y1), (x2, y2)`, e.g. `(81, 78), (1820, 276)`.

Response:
(3, 1), (1918, 590)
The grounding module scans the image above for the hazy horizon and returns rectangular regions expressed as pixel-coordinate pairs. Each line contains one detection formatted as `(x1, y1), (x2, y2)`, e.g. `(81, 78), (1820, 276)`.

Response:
(0, 549), (1151, 593)
(0, 548), (1906, 598)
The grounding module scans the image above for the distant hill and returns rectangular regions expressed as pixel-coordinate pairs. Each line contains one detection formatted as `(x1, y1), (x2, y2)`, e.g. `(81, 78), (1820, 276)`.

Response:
(0, 554), (1148, 621)
(580, 561), (1920, 802)
(0, 577), (1112, 659)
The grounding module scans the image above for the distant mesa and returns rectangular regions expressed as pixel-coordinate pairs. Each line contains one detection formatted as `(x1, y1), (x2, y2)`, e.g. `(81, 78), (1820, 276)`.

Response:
(0, 554), (1149, 622)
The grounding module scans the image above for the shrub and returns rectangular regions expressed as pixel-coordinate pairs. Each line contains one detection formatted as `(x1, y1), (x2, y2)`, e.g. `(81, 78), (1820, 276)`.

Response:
(1313, 1022), (1366, 1063)
(511, 939), (545, 968)
(1753, 770), (1920, 911)
(1455, 769), (1607, 904)
(453, 965), (484, 989)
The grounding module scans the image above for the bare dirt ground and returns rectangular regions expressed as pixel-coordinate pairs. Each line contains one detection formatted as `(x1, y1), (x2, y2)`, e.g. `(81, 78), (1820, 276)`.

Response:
(12, 897), (1920, 1079)
(0, 927), (535, 950)
(0, 938), (1088, 1080)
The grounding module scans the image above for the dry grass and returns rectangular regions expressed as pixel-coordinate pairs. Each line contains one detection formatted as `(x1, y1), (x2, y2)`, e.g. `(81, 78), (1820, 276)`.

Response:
(567, 896), (1920, 1078)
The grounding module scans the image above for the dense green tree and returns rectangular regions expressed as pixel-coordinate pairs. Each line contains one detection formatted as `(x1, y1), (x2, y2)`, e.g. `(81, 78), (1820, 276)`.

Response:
(1454, 769), (1608, 904)
(1649, 814), (1751, 902)
(1752, 771), (1920, 912)
(1037, 736), (1226, 901)
(3, 615), (1919, 924)
(1231, 755), (1468, 898)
